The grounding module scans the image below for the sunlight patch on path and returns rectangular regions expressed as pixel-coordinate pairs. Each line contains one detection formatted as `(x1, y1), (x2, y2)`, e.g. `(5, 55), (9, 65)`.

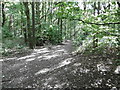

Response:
(114, 66), (120, 74)
(17, 55), (36, 61)
(34, 48), (50, 54)
(2, 57), (17, 61)
(35, 68), (50, 75)
(73, 63), (81, 66)
(35, 58), (73, 76)
(26, 58), (35, 62)
(57, 58), (72, 68)
(19, 66), (28, 73)
(97, 63), (110, 72)
(37, 56), (43, 59)
(43, 54), (59, 60)
(0, 59), (3, 61)
(79, 68), (90, 73)
(52, 45), (63, 49)
(43, 76), (54, 86)
(54, 83), (65, 88)
(54, 49), (66, 53)
(53, 49), (68, 55)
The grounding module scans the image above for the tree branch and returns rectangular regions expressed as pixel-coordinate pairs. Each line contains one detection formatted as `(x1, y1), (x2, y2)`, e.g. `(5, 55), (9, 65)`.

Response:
(39, 2), (60, 21)
(69, 18), (120, 25)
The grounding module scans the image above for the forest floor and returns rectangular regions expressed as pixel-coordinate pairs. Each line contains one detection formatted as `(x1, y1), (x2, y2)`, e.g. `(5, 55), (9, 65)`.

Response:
(1, 41), (120, 89)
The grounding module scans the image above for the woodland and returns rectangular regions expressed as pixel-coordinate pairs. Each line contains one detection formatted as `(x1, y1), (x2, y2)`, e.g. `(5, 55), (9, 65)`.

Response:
(1, 1), (120, 89)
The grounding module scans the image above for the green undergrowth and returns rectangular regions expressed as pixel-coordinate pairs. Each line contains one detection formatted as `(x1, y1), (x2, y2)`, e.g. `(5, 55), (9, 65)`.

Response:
(75, 42), (120, 66)
(2, 37), (27, 57)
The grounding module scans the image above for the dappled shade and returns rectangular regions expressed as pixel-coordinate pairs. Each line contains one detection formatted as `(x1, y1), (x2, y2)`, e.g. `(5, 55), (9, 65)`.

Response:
(1, 1), (120, 89)
(2, 42), (120, 89)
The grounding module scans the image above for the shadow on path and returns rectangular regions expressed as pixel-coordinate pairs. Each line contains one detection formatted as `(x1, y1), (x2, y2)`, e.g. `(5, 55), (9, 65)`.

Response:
(2, 41), (120, 89)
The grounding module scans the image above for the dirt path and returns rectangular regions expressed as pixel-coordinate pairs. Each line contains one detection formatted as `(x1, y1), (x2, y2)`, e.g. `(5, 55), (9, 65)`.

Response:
(1, 41), (120, 89)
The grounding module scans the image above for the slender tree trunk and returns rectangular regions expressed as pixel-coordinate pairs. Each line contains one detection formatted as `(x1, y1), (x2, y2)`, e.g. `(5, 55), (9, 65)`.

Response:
(60, 18), (63, 42)
(9, 15), (12, 30)
(94, 2), (101, 48)
(12, 15), (16, 37)
(42, 2), (44, 20)
(23, 2), (33, 49)
(58, 18), (60, 43)
(73, 20), (76, 40)
(83, 2), (86, 15)
(40, 2), (44, 45)
(117, 1), (120, 54)
(60, 3), (63, 42)
(44, 2), (47, 22)
(117, 1), (120, 7)
(70, 21), (72, 40)
(57, 4), (60, 43)
(35, 2), (42, 46)
(19, 3), (23, 35)
(50, 2), (53, 24)
(97, 2), (100, 14)
(32, 2), (35, 48)
(93, 2), (97, 48)
(20, 3), (27, 44)
(2, 3), (5, 27)
(35, 2), (41, 25)
(24, 27), (27, 43)
(64, 19), (67, 39)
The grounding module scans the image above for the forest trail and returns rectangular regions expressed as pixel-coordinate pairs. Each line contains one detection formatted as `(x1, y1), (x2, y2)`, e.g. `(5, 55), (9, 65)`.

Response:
(2, 41), (75, 88)
(2, 41), (120, 89)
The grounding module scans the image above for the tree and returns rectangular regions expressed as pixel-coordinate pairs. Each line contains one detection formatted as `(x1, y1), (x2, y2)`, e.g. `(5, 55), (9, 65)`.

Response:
(32, 2), (35, 48)
(23, 2), (34, 49)
(20, 2), (27, 44)
(116, 1), (120, 56)
(2, 1), (120, 53)
(2, 2), (5, 27)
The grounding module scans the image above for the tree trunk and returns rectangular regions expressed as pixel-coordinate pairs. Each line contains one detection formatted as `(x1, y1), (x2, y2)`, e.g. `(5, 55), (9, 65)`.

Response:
(117, 1), (120, 7)
(2, 3), (5, 27)
(35, 2), (41, 25)
(73, 20), (76, 40)
(23, 2), (34, 49)
(32, 2), (35, 48)
(44, 2), (47, 22)
(117, 1), (120, 56)
(93, 2), (97, 48)
(58, 18), (60, 43)
(64, 19), (67, 39)
(83, 2), (86, 15)
(9, 15), (12, 30)
(50, 2), (53, 24)
(42, 2), (44, 20)
(60, 3), (63, 42)
(20, 3), (27, 44)
(60, 18), (63, 42)
(23, 27), (27, 43)
(94, 2), (101, 48)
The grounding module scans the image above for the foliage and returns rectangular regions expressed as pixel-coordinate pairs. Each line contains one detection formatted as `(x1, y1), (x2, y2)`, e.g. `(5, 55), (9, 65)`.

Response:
(2, 2), (120, 66)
